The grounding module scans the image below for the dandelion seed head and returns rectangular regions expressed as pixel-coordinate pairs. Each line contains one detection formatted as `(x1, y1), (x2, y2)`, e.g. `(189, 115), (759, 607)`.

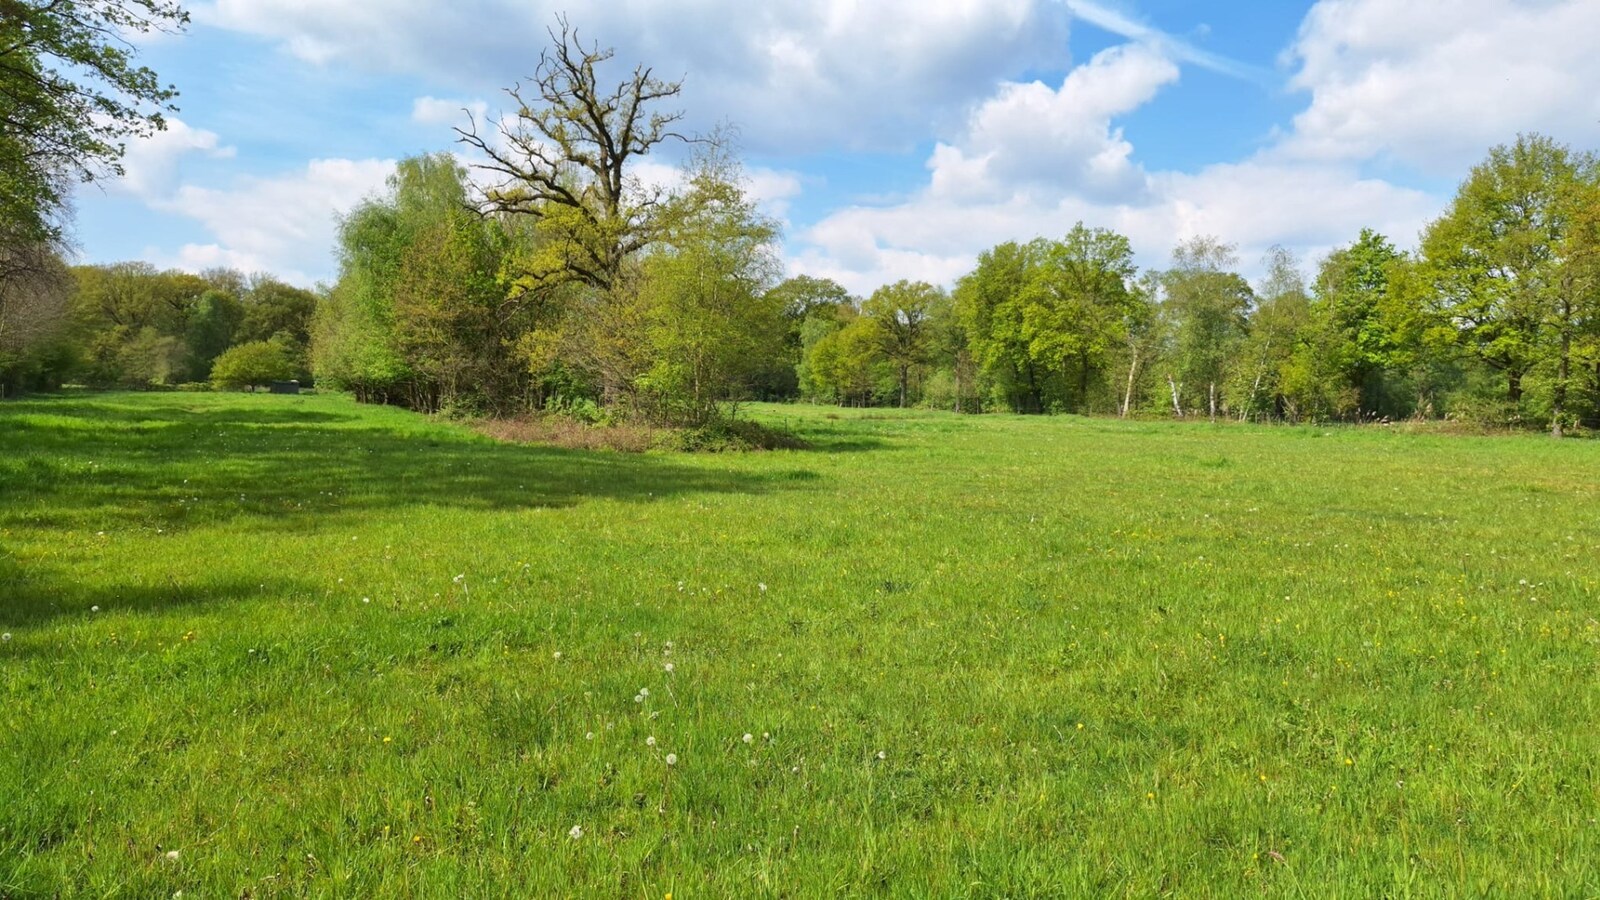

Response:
(663, 662), (674, 672)
(646, 736), (657, 746)
(639, 687), (649, 698)
(876, 750), (886, 760)
(665, 753), (677, 766)
(742, 733), (753, 744)
(568, 825), (583, 840)
(164, 849), (180, 861)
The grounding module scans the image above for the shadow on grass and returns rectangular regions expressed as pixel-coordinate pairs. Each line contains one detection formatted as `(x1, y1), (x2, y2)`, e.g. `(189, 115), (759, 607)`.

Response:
(0, 395), (820, 536)
(0, 553), (315, 629)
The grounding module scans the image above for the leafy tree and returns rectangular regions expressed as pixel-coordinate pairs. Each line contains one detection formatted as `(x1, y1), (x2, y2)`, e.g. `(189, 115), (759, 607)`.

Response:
(316, 153), (516, 411)
(956, 240), (1046, 412)
(1017, 224), (1140, 413)
(0, 0), (188, 245)
(1162, 236), (1253, 418)
(1228, 247), (1310, 420)
(635, 155), (784, 425)
(238, 278), (317, 348)
(0, 242), (73, 395)
(1313, 229), (1406, 414)
(457, 17), (686, 300)
(211, 340), (293, 392)
(180, 289), (244, 382)
(1421, 133), (1598, 433)
(863, 280), (943, 408)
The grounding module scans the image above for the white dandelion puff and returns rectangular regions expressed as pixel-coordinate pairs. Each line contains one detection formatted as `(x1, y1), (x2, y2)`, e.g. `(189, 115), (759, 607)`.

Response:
(664, 662), (674, 672)
(665, 753), (678, 766)
(568, 825), (583, 840)
(638, 687), (649, 698)
(584, 732), (594, 740)
(876, 750), (887, 760)
(742, 733), (753, 744)
(646, 736), (657, 747)
(164, 849), (181, 861)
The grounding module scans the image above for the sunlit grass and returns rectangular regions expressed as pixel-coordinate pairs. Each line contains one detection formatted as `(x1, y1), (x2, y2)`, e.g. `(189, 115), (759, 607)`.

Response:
(2, 391), (1598, 896)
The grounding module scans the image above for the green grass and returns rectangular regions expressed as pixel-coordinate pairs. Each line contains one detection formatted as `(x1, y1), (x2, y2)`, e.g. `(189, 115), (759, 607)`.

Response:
(2, 392), (1598, 897)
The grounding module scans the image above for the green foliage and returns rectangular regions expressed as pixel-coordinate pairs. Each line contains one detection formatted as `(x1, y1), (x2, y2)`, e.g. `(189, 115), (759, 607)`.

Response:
(1420, 134), (1599, 430)
(1162, 236), (1254, 416)
(0, 0), (188, 246)
(861, 280), (945, 408)
(635, 155), (785, 426)
(4, 392), (1600, 894)
(210, 340), (294, 391)
(316, 153), (517, 411)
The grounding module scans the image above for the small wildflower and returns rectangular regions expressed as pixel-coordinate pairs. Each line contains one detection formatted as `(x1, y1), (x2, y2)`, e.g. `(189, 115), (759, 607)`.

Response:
(639, 687), (649, 698)
(553, 651), (563, 660)
(1076, 722), (1084, 730)
(665, 753), (678, 766)
(585, 732), (594, 740)
(646, 736), (657, 747)
(763, 732), (770, 741)
(742, 733), (754, 744)
(1344, 758), (1353, 766)
(361, 597), (370, 604)
(568, 825), (583, 840)
(664, 662), (674, 672)
(164, 849), (181, 861)
(876, 750), (887, 760)
(453, 574), (465, 584)
(758, 583), (767, 592)
(1146, 792), (1155, 800)
(91, 606), (101, 613)
(634, 694), (644, 703)
(1, 633), (10, 642)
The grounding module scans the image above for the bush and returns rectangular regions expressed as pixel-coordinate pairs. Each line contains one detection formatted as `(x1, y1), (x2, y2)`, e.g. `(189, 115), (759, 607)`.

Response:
(211, 341), (294, 392)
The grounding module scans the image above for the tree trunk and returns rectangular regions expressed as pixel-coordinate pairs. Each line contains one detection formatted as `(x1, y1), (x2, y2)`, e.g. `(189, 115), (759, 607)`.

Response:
(1508, 369), (1523, 405)
(1208, 382), (1217, 422)
(899, 364), (908, 408)
(1121, 349), (1139, 419)
(1167, 374), (1183, 418)
(1079, 350), (1090, 412)
(1553, 293), (1571, 438)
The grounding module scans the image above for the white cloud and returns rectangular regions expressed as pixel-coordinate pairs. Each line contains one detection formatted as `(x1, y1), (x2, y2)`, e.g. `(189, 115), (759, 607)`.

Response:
(928, 43), (1180, 204)
(197, 0), (1074, 152)
(1281, 0), (1600, 170)
(151, 158), (394, 284)
(111, 118), (236, 199)
(411, 96), (489, 127)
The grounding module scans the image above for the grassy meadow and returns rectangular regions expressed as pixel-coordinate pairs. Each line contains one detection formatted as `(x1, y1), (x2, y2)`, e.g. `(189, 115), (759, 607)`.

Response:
(2, 391), (1598, 897)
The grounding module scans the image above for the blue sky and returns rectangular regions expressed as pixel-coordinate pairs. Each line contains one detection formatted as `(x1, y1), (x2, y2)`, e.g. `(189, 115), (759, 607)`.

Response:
(73, 0), (1600, 294)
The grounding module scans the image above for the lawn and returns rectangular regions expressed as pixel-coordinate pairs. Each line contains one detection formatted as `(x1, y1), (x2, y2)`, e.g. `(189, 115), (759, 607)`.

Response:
(2, 392), (1597, 897)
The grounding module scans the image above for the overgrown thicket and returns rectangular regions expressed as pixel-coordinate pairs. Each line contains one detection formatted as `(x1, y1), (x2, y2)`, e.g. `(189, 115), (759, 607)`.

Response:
(795, 135), (1600, 435)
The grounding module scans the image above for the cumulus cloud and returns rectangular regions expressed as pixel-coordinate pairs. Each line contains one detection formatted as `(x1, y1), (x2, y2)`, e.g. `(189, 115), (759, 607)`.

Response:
(928, 43), (1180, 204)
(1281, 0), (1600, 171)
(150, 158), (394, 284)
(110, 118), (236, 199)
(196, 0), (1073, 152)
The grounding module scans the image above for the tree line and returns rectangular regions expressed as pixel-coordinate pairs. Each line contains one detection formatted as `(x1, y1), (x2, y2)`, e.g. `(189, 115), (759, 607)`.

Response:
(795, 134), (1600, 436)
(4, 13), (1597, 435)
